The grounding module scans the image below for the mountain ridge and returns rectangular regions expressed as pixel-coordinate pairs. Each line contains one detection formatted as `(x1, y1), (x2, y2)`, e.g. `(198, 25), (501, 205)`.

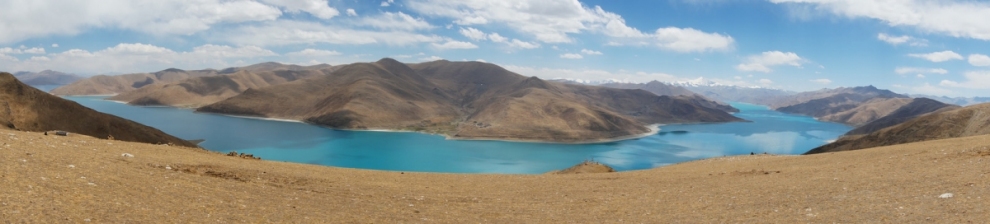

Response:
(198, 59), (743, 142)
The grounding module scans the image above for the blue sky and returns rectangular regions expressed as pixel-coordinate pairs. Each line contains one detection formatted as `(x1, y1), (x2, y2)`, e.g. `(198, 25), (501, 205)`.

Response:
(2, 0), (990, 97)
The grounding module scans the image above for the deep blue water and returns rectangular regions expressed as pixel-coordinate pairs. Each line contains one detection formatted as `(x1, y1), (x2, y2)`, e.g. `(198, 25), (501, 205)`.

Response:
(63, 96), (850, 174)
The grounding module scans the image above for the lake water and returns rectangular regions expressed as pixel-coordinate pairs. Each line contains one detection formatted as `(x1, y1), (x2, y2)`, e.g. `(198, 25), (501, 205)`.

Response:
(64, 96), (851, 174)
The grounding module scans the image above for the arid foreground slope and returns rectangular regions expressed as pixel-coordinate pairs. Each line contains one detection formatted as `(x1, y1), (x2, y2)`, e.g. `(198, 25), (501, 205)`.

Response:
(2, 129), (986, 223)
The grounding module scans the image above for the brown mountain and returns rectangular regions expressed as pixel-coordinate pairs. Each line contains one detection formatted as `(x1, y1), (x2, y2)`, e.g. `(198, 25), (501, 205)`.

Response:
(107, 69), (327, 108)
(843, 98), (959, 135)
(601, 81), (739, 113)
(50, 68), (219, 95)
(771, 86), (911, 126)
(806, 101), (985, 154)
(198, 59), (743, 142)
(12, 70), (82, 86)
(0, 72), (195, 147)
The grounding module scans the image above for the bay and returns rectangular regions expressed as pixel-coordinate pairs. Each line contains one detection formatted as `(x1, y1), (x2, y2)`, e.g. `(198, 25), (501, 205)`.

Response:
(64, 96), (850, 174)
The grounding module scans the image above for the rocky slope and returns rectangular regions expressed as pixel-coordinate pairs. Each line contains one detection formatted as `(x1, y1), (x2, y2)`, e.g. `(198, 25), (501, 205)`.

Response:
(807, 102), (988, 154)
(12, 70), (82, 86)
(0, 72), (195, 147)
(199, 59), (743, 142)
(601, 81), (739, 113)
(107, 69), (327, 108)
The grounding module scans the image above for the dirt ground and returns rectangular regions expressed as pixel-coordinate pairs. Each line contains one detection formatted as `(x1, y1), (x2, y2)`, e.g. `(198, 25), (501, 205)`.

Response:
(1, 129), (987, 223)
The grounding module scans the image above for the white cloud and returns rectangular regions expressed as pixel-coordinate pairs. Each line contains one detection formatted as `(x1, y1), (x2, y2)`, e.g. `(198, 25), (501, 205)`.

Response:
(29, 56), (50, 62)
(908, 51), (963, 62)
(736, 51), (805, 73)
(0, 43), (279, 74)
(771, 0), (990, 41)
(969, 54), (990, 67)
(506, 39), (540, 49)
(459, 27), (487, 41)
(454, 16), (489, 25)
(758, 78), (773, 86)
(877, 33), (927, 46)
(0, 53), (17, 62)
(894, 67), (948, 75)
(420, 55), (443, 61)
(939, 71), (990, 89)
(652, 27), (735, 52)
(893, 83), (956, 97)
(503, 65), (686, 84)
(917, 74), (925, 78)
(380, 0), (393, 7)
(877, 33), (910, 45)
(809, 78), (832, 85)
(488, 33), (508, 43)
(286, 49), (342, 57)
(346, 8), (357, 16)
(216, 20), (442, 46)
(259, 0), (339, 20)
(0, 0), (284, 43)
(560, 53), (583, 59)
(431, 40), (479, 50)
(580, 49), (602, 55)
(0, 47), (45, 54)
(51, 43), (59, 48)
(483, 32), (539, 49)
(407, 0), (733, 52)
(359, 12), (433, 31)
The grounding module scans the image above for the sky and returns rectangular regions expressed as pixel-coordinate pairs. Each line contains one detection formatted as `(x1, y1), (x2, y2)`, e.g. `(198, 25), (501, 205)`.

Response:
(1, 0), (990, 97)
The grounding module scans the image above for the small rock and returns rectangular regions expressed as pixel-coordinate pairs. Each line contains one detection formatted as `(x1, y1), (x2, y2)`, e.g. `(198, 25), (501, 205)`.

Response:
(939, 193), (953, 199)
(121, 153), (134, 158)
(68, 165), (75, 168)
(87, 183), (96, 186)
(165, 166), (172, 170)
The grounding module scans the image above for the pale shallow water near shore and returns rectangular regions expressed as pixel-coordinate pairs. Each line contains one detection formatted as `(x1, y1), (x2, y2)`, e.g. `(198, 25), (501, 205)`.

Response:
(64, 95), (851, 174)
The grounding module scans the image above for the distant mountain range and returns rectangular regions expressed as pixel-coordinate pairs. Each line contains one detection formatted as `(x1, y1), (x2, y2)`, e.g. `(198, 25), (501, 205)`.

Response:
(52, 59), (743, 142)
(12, 70), (82, 86)
(909, 94), (990, 106)
(0, 72), (195, 147)
(50, 62), (334, 96)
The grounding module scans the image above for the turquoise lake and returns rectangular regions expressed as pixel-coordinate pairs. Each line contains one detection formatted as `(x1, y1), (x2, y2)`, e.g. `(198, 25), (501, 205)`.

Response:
(64, 96), (851, 174)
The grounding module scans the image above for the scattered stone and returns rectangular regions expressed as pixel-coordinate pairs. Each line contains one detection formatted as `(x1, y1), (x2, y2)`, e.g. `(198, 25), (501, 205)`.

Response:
(938, 193), (953, 199)
(121, 153), (134, 158)
(68, 165), (75, 168)
(87, 183), (96, 186)
(55, 131), (68, 136)
(226, 151), (261, 160)
(165, 166), (172, 170)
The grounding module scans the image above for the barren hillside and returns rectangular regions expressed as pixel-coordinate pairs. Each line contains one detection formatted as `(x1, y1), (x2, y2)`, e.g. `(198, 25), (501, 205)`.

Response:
(808, 102), (990, 154)
(1, 128), (986, 222)
(0, 72), (195, 147)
